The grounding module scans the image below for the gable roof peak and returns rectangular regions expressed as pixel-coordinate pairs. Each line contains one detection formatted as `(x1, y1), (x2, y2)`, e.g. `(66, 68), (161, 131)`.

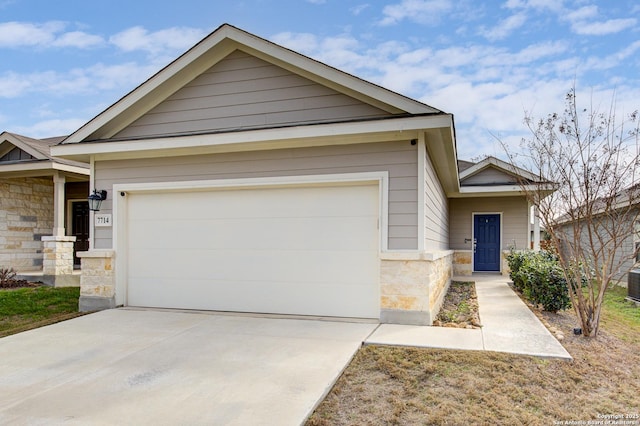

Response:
(63, 23), (442, 144)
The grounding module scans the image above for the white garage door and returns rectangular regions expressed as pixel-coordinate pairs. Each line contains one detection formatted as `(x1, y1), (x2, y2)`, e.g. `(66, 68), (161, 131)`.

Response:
(125, 183), (380, 318)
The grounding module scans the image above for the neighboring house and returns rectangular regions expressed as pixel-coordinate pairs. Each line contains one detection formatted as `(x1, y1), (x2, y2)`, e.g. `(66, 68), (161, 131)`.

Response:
(0, 132), (89, 285)
(555, 185), (640, 283)
(50, 24), (546, 324)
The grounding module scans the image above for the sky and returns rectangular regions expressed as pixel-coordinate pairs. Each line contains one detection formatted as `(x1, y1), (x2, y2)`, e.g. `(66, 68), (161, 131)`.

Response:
(0, 0), (638, 161)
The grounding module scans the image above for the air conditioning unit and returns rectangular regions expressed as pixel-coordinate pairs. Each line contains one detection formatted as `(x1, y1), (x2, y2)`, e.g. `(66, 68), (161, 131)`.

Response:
(628, 269), (640, 302)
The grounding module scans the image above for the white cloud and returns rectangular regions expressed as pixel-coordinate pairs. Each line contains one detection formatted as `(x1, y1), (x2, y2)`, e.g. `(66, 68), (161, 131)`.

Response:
(565, 5), (598, 21)
(51, 31), (104, 48)
(0, 62), (158, 99)
(585, 40), (640, 70)
(351, 4), (370, 15)
(271, 32), (319, 56)
(109, 26), (207, 56)
(480, 12), (527, 41)
(0, 21), (104, 49)
(0, 21), (63, 47)
(378, 0), (453, 26)
(14, 118), (86, 138)
(505, 0), (564, 12)
(0, 71), (32, 97)
(571, 18), (637, 35)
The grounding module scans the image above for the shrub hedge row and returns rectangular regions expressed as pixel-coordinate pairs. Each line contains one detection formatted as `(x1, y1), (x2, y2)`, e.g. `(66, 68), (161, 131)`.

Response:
(506, 251), (571, 313)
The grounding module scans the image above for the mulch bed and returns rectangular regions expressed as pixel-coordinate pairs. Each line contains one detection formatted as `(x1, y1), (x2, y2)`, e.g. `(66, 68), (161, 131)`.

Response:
(433, 281), (482, 328)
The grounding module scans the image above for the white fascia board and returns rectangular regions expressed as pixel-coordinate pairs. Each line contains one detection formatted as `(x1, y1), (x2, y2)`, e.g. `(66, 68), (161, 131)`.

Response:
(451, 183), (555, 198)
(52, 162), (90, 175)
(0, 161), (89, 177)
(52, 115), (452, 161)
(459, 156), (541, 183)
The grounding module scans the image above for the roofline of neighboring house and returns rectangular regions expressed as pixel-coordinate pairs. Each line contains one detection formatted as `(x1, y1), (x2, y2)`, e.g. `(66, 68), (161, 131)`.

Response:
(0, 131), (50, 160)
(553, 186), (640, 226)
(0, 160), (89, 177)
(0, 132), (89, 174)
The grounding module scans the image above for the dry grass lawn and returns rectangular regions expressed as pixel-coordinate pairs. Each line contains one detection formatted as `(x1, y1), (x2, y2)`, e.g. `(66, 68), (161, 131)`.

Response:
(306, 286), (640, 425)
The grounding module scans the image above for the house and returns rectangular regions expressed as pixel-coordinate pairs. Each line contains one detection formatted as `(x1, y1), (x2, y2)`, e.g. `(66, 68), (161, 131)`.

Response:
(0, 132), (89, 286)
(449, 156), (546, 275)
(555, 184), (640, 283)
(51, 24), (543, 325)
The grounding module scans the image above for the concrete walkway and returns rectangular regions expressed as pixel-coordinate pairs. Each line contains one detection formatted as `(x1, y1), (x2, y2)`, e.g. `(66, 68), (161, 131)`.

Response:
(366, 274), (572, 360)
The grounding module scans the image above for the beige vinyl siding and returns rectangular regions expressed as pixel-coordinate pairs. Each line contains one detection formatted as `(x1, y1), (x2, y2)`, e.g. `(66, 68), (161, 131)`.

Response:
(461, 167), (518, 186)
(93, 141), (418, 250)
(114, 50), (390, 139)
(448, 197), (529, 251)
(424, 148), (448, 250)
(558, 208), (639, 281)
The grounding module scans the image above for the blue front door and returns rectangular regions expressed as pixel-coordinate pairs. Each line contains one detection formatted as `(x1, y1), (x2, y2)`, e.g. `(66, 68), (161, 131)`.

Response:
(474, 214), (501, 271)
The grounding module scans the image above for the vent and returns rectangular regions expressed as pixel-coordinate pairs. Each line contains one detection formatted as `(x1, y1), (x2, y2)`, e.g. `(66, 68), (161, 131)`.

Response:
(628, 269), (640, 302)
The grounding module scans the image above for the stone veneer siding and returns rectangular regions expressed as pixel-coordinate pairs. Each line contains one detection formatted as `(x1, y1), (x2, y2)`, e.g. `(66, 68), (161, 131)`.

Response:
(380, 251), (453, 325)
(78, 250), (116, 311)
(0, 177), (53, 270)
(77, 249), (454, 325)
(453, 249), (511, 276)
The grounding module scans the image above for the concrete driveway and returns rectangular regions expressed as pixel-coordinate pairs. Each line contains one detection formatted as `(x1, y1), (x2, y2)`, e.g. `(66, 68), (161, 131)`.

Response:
(0, 309), (377, 425)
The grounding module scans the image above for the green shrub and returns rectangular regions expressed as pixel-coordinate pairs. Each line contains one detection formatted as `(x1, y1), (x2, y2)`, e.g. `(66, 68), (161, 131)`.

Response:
(506, 251), (571, 312)
(506, 251), (531, 292)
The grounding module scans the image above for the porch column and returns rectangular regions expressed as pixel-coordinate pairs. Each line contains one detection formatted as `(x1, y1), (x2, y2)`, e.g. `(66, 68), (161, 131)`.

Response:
(41, 172), (78, 287)
(533, 205), (541, 252)
(52, 171), (65, 237)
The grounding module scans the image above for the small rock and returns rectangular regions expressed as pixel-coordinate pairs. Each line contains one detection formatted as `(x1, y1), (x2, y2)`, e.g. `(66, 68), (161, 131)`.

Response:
(471, 319), (482, 327)
(433, 320), (442, 326)
(465, 325), (473, 329)
(556, 334), (565, 341)
(443, 322), (457, 328)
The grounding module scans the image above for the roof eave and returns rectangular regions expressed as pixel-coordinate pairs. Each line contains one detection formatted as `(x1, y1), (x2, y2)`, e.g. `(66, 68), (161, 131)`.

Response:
(53, 114), (453, 163)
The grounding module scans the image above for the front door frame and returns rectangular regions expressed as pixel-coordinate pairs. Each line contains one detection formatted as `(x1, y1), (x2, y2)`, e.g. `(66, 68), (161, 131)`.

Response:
(472, 212), (502, 272)
(67, 199), (90, 266)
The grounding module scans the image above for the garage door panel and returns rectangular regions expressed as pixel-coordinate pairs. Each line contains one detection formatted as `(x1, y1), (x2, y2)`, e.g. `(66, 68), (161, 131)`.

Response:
(128, 216), (378, 251)
(125, 183), (380, 318)
(127, 277), (379, 318)
(129, 248), (378, 284)
(129, 186), (377, 221)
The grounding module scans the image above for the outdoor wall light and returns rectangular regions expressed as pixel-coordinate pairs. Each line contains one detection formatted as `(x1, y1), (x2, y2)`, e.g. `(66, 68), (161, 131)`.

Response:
(88, 189), (108, 212)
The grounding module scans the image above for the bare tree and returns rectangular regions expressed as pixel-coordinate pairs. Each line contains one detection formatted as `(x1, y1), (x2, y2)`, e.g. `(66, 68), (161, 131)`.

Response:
(504, 88), (640, 337)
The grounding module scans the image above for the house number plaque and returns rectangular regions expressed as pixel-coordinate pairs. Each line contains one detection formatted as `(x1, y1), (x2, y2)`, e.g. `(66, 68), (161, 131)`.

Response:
(95, 214), (112, 227)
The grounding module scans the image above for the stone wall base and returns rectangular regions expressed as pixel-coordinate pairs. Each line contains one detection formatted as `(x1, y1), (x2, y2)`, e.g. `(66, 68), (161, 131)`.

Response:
(453, 250), (511, 276)
(78, 250), (115, 312)
(41, 236), (78, 287)
(380, 309), (431, 326)
(79, 295), (116, 312)
(42, 274), (80, 287)
(379, 251), (453, 325)
(453, 250), (473, 276)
